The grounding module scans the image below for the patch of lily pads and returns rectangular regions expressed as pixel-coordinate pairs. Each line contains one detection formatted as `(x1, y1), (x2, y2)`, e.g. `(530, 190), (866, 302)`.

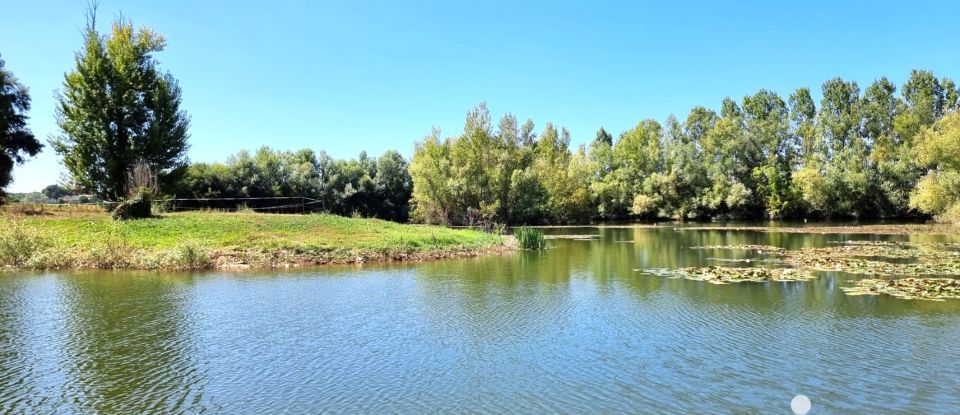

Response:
(641, 241), (960, 300)
(690, 244), (786, 255)
(640, 266), (817, 284)
(841, 278), (960, 301)
(691, 242), (960, 276)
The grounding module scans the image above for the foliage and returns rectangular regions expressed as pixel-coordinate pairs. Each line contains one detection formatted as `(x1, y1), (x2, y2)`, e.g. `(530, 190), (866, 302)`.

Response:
(176, 147), (412, 221)
(410, 70), (959, 224)
(0, 221), (45, 267)
(164, 243), (211, 270)
(0, 54), (43, 196)
(910, 112), (960, 223)
(111, 187), (153, 220)
(513, 227), (546, 250)
(52, 9), (189, 201)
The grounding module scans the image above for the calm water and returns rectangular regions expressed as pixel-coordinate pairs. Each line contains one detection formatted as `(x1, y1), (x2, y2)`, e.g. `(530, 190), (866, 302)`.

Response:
(2, 226), (960, 414)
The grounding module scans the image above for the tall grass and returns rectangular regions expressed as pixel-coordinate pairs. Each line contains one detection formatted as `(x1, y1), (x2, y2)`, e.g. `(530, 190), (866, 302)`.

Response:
(513, 227), (546, 250)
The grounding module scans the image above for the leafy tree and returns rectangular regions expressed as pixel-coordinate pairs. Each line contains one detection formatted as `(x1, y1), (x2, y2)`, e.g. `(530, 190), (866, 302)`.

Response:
(0, 55), (43, 195)
(588, 134), (626, 220)
(409, 71), (957, 224)
(910, 111), (960, 223)
(902, 70), (946, 127)
(611, 119), (663, 217)
(410, 129), (455, 224)
(178, 147), (410, 220)
(594, 127), (613, 146)
(788, 88), (818, 164)
(860, 78), (918, 215)
(52, 10), (189, 200)
(700, 99), (752, 216)
(373, 150), (412, 221)
(742, 90), (795, 217)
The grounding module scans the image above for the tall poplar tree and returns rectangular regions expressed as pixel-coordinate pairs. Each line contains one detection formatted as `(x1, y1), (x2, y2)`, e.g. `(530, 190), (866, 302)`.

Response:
(52, 9), (189, 200)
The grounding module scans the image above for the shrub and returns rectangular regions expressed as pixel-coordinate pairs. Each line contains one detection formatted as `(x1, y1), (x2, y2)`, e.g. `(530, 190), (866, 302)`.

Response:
(167, 243), (211, 270)
(86, 232), (134, 269)
(935, 203), (960, 225)
(112, 187), (153, 220)
(153, 196), (173, 213)
(0, 221), (46, 267)
(513, 227), (546, 250)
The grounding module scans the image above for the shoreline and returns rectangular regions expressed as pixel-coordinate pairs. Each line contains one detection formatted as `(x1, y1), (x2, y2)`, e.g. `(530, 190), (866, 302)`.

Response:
(0, 211), (512, 272)
(0, 240), (517, 272)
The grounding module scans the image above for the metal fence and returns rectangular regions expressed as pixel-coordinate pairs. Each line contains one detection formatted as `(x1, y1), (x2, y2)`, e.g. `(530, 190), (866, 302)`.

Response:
(165, 196), (326, 214)
(2, 196), (329, 215)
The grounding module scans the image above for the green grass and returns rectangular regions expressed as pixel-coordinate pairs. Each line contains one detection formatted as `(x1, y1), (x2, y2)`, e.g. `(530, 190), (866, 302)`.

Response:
(0, 211), (504, 270)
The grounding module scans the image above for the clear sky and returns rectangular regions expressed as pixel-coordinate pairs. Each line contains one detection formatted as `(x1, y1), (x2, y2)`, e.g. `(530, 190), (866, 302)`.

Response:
(2, 0), (958, 192)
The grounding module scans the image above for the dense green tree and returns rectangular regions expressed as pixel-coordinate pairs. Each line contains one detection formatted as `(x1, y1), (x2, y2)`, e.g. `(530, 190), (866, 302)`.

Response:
(373, 150), (413, 221)
(742, 90), (795, 217)
(52, 11), (189, 200)
(595, 127), (613, 146)
(700, 99), (752, 216)
(860, 78), (918, 215)
(587, 133), (625, 220)
(177, 147), (410, 221)
(0, 55), (43, 195)
(788, 88), (818, 164)
(809, 78), (878, 217)
(410, 128), (455, 224)
(910, 112), (960, 223)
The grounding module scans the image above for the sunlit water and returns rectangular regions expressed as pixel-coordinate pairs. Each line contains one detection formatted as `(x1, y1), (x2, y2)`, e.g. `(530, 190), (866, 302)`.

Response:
(2, 226), (960, 414)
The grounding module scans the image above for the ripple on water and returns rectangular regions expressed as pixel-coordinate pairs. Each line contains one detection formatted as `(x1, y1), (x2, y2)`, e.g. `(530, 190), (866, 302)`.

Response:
(1, 234), (960, 414)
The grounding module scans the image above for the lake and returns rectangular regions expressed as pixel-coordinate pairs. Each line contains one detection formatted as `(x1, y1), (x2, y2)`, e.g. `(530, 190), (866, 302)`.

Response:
(2, 225), (959, 414)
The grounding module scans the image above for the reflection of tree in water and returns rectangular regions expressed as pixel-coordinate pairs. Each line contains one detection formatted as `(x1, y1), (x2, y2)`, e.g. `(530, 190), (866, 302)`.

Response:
(413, 252), (579, 344)
(59, 272), (207, 414)
(530, 227), (960, 317)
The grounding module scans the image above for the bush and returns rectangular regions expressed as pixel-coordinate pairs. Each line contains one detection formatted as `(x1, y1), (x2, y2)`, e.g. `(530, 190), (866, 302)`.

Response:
(513, 227), (546, 250)
(166, 243), (211, 270)
(0, 222), (46, 267)
(112, 187), (153, 220)
(935, 203), (960, 225)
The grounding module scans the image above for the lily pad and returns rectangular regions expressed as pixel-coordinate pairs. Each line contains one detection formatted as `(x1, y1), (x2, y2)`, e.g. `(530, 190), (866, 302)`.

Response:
(690, 245), (787, 255)
(842, 278), (960, 301)
(641, 266), (817, 284)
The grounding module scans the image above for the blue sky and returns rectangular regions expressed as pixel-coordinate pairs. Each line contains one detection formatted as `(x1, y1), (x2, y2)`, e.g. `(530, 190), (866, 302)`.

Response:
(2, 0), (958, 192)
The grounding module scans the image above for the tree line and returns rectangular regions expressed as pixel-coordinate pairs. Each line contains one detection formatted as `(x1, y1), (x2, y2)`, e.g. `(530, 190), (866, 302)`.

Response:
(1, 8), (958, 225)
(175, 148), (412, 221)
(410, 72), (960, 225)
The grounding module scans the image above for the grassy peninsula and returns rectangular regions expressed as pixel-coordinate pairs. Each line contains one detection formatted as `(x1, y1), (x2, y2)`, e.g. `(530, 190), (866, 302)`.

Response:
(0, 210), (507, 271)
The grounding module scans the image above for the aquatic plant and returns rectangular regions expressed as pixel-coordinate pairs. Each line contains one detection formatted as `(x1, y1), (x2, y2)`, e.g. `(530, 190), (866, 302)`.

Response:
(842, 278), (960, 301)
(514, 227), (547, 250)
(691, 242), (960, 276)
(641, 266), (817, 284)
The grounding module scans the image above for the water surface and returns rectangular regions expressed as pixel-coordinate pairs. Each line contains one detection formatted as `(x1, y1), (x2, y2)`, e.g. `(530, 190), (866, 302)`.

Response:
(2, 226), (959, 413)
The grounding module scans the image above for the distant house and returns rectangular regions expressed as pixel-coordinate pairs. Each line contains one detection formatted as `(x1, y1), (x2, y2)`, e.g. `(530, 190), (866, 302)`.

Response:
(61, 195), (95, 203)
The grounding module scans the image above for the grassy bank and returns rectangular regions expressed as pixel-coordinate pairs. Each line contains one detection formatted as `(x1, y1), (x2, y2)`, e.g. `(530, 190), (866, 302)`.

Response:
(0, 211), (507, 271)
